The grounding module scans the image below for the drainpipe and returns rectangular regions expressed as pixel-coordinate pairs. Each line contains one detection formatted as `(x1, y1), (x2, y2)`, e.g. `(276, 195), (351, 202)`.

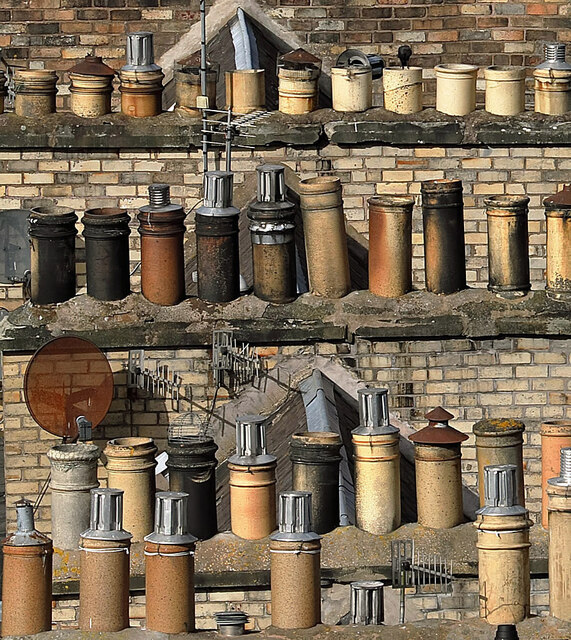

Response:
(1, 500), (52, 637)
(145, 492), (197, 633)
(270, 491), (321, 629)
(409, 407), (468, 529)
(475, 465), (532, 625)
(547, 447), (571, 621)
(79, 488), (132, 632)
(228, 415), (277, 539)
(47, 442), (100, 550)
(352, 388), (401, 535)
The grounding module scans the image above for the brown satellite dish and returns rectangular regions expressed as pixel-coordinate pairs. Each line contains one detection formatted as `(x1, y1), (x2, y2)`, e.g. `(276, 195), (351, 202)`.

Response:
(24, 336), (114, 440)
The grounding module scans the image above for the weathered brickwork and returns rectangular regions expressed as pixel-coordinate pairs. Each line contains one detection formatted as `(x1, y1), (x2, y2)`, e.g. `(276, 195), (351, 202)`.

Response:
(0, 144), (567, 290)
(3, 337), (569, 533)
(1, 0), (569, 109)
(48, 577), (549, 629)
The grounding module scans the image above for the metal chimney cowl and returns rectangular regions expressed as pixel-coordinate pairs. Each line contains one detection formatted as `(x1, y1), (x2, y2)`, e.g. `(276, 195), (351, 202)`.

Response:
(477, 465), (527, 516)
(229, 415), (277, 466)
(122, 31), (161, 72)
(353, 388), (399, 436)
(196, 171), (240, 218)
(536, 43), (571, 71)
(8, 499), (51, 546)
(351, 580), (385, 626)
(144, 491), (197, 545)
(81, 488), (132, 541)
(271, 490), (320, 542)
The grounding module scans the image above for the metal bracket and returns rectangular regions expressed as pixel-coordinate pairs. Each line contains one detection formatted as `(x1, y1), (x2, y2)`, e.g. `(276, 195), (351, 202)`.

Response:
(127, 349), (182, 411)
(391, 539), (453, 624)
(212, 329), (262, 389)
(76, 416), (92, 442)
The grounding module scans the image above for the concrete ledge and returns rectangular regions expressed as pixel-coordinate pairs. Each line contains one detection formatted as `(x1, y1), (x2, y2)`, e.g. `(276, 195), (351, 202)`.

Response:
(52, 523), (548, 593)
(1, 109), (571, 150)
(1, 289), (569, 353)
(10, 618), (571, 639)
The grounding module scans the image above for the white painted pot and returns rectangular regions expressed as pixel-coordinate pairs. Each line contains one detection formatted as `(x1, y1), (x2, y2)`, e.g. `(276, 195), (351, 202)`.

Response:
(533, 68), (571, 115)
(383, 66), (423, 114)
(484, 66), (526, 116)
(331, 66), (372, 113)
(435, 63), (478, 116)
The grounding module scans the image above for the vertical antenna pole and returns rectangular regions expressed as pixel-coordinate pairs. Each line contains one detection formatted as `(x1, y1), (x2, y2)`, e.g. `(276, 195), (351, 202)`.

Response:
(200, 0), (208, 175)
(225, 107), (232, 172)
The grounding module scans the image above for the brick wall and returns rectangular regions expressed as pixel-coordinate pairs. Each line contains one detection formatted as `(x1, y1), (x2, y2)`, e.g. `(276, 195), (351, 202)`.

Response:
(0, 143), (567, 290)
(1, 1), (569, 108)
(49, 577), (550, 629)
(3, 337), (569, 532)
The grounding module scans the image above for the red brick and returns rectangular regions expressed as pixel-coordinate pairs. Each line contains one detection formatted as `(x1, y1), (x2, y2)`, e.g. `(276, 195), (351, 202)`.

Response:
(527, 4), (558, 15)
(428, 30), (458, 42)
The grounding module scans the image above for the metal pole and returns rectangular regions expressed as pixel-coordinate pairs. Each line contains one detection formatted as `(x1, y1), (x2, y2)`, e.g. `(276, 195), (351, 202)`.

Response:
(200, 0), (208, 174)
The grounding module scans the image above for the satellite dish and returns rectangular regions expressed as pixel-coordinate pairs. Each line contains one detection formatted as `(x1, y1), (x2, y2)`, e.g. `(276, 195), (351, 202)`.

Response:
(0, 209), (31, 284)
(24, 336), (114, 440)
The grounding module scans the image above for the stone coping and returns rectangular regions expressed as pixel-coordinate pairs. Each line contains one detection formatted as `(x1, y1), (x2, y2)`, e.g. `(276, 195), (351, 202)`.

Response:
(10, 618), (571, 639)
(1, 109), (571, 149)
(51, 523), (548, 594)
(0, 289), (569, 353)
